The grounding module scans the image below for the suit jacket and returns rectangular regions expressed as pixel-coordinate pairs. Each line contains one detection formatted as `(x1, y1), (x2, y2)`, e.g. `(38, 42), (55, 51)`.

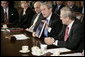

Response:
(79, 7), (84, 13)
(55, 19), (84, 52)
(18, 7), (35, 28)
(53, 4), (65, 15)
(31, 13), (44, 31)
(40, 13), (63, 38)
(1, 6), (19, 27)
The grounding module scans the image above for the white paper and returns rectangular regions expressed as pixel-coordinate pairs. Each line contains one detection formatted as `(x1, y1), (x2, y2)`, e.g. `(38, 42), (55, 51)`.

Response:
(13, 34), (29, 40)
(43, 48), (71, 54)
(60, 53), (82, 56)
(58, 48), (71, 53)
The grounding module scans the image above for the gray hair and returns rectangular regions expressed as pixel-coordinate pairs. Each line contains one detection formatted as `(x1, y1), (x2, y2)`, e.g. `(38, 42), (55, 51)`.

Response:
(41, 2), (52, 9)
(61, 6), (76, 20)
(34, 1), (42, 7)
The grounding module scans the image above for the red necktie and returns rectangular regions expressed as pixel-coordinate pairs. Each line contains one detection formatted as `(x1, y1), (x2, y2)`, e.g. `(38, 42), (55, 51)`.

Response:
(64, 27), (69, 41)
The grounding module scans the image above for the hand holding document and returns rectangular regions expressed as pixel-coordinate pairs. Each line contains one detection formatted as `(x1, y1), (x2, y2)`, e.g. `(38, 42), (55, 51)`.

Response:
(25, 25), (35, 32)
(32, 32), (36, 37)
(13, 34), (29, 40)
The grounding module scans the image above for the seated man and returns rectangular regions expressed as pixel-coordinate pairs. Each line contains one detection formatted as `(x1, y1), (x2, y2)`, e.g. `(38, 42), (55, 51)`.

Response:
(26, 1), (44, 32)
(1, 1), (19, 27)
(18, 1), (35, 29)
(44, 7), (84, 52)
(32, 2), (63, 38)
(53, 1), (65, 15)
(66, 1), (80, 12)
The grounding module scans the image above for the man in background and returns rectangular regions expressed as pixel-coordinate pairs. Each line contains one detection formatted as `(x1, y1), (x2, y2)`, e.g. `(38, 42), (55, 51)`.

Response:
(1, 1), (19, 27)
(26, 1), (44, 32)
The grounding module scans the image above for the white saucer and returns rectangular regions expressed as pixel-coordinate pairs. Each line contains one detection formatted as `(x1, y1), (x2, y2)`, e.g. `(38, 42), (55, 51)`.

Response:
(31, 52), (41, 56)
(31, 51), (44, 56)
(19, 50), (30, 53)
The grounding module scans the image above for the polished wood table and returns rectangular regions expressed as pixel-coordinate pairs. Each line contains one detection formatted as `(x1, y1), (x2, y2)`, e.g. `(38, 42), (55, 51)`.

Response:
(1, 28), (77, 56)
(1, 29), (43, 56)
(1, 28), (58, 56)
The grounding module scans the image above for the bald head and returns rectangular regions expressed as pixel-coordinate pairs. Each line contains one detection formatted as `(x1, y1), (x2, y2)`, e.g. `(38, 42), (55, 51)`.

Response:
(34, 1), (42, 14)
(21, 1), (29, 9)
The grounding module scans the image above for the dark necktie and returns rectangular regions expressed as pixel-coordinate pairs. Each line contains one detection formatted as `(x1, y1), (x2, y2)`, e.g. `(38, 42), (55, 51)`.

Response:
(4, 11), (8, 24)
(64, 26), (69, 41)
(55, 6), (58, 13)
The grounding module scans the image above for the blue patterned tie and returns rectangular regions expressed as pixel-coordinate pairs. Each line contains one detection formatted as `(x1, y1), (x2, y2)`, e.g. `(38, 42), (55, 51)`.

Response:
(44, 19), (48, 37)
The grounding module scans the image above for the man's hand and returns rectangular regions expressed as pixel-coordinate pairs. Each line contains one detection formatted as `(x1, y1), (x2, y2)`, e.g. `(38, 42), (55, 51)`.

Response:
(44, 37), (55, 45)
(32, 32), (36, 37)
(25, 28), (29, 31)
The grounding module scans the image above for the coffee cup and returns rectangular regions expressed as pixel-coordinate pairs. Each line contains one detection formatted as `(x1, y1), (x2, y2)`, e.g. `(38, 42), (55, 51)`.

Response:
(40, 44), (47, 51)
(22, 46), (29, 51)
(3, 24), (8, 28)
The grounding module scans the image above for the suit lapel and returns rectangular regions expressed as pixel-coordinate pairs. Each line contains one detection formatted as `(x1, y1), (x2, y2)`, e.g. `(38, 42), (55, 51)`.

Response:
(49, 14), (53, 27)
(66, 19), (77, 41)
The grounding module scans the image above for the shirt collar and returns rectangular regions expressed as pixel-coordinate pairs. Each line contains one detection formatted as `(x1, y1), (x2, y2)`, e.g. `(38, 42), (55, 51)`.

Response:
(4, 7), (8, 13)
(67, 20), (74, 29)
(46, 13), (52, 21)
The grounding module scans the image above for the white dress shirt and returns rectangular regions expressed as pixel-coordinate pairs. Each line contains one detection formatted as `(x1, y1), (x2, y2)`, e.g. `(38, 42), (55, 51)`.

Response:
(33, 13), (41, 25)
(57, 5), (61, 10)
(4, 7), (9, 19)
(23, 9), (26, 15)
(46, 13), (52, 33)
(82, 7), (84, 14)
(67, 20), (74, 35)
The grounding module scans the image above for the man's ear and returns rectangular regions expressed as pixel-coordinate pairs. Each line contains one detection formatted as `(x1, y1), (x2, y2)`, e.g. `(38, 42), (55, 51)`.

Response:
(66, 17), (70, 22)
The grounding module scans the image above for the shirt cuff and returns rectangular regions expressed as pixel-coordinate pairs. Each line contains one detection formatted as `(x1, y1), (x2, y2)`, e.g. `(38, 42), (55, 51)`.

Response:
(48, 27), (52, 33)
(53, 40), (58, 46)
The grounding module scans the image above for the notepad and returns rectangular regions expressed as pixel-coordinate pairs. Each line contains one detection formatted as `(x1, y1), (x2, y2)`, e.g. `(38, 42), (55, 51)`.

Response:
(13, 34), (29, 40)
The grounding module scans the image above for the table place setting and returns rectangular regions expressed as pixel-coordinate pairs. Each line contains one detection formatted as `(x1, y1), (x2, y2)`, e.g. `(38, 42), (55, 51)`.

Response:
(19, 45), (30, 53)
(1, 24), (8, 31)
(31, 46), (44, 56)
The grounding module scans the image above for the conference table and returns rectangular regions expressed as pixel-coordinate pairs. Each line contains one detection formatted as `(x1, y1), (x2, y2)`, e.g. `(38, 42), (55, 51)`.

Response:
(1, 28), (43, 56)
(1, 26), (78, 56)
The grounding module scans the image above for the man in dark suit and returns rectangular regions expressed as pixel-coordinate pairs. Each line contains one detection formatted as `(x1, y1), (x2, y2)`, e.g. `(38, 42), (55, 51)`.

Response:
(18, 1), (35, 29)
(25, 1), (44, 32)
(44, 7), (84, 52)
(66, 1), (81, 12)
(79, 1), (84, 14)
(32, 2), (63, 38)
(53, 1), (65, 15)
(1, 1), (19, 27)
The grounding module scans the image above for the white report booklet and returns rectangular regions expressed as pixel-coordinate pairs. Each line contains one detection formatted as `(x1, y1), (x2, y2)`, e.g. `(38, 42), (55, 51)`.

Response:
(13, 34), (29, 40)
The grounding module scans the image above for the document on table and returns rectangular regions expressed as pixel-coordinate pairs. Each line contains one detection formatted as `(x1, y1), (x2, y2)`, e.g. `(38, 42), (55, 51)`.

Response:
(60, 53), (82, 56)
(13, 34), (29, 40)
(43, 48), (71, 54)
